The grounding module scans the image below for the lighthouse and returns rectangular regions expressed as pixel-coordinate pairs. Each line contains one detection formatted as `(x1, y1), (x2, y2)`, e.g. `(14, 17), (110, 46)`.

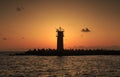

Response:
(56, 27), (64, 52)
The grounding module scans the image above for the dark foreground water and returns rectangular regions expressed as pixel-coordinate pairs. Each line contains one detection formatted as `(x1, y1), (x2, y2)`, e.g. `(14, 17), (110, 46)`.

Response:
(0, 55), (120, 77)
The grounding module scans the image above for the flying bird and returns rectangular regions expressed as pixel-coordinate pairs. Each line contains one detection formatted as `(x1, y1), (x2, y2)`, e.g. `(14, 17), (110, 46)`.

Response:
(21, 37), (25, 39)
(16, 7), (24, 11)
(2, 37), (7, 40)
(81, 28), (91, 32)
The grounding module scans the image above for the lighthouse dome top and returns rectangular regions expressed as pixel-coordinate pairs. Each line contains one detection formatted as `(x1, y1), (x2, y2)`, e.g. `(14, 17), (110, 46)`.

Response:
(56, 27), (64, 32)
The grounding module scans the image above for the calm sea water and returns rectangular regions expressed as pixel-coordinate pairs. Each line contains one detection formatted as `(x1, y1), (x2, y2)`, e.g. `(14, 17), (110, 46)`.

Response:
(0, 55), (120, 77)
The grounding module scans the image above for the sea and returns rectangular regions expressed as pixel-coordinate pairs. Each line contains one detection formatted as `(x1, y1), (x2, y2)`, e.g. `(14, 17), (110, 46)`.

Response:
(0, 52), (120, 77)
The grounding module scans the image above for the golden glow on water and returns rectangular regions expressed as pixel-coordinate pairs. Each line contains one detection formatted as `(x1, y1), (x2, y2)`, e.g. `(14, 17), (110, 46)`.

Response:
(0, 56), (120, 76)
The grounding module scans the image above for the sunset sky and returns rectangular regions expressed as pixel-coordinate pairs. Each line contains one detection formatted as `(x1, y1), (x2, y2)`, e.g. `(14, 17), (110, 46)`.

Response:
(0, 0), (120, 51)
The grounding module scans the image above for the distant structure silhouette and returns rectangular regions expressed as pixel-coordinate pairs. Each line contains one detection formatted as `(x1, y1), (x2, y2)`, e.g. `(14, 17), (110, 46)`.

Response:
(56, 27), (64, 52)
(14, 27), (120, 56)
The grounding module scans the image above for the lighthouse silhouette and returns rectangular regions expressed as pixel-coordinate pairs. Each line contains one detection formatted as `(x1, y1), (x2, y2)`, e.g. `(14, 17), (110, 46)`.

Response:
(56, 27), (64, 52)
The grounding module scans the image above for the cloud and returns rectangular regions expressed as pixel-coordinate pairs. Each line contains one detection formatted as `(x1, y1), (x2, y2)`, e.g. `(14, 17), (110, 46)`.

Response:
(81, 28), (91, 32)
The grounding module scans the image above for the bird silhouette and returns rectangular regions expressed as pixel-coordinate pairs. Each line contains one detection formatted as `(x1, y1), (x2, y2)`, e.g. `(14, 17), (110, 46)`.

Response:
(16, 7), (24, 12)
(81, 28), (91, 32)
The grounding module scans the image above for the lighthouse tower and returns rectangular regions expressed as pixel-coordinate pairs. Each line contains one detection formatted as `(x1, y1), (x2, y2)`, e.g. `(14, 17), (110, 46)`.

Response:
(56, 27), (64, 52)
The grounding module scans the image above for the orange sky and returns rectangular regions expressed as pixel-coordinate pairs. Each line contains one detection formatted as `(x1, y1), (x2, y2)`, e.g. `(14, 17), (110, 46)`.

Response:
(0, 0), (120, 51)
